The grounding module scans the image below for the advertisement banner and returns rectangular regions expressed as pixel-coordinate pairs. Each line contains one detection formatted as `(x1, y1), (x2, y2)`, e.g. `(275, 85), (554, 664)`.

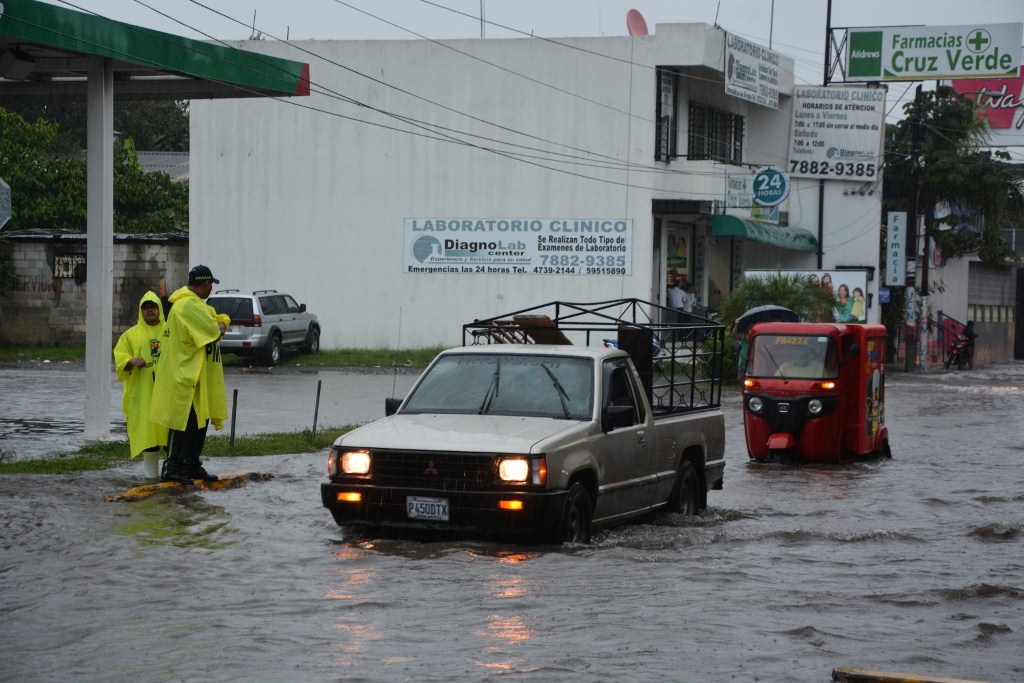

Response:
(724, 33), (780, 109)
(788, 86), (885, 180)
(746, 269), (869, 323)
(951, 66), (1024, 148)
(404, 219), (632, 275)
(886, 212), (907, 286)
(846, 23), (1022, 82)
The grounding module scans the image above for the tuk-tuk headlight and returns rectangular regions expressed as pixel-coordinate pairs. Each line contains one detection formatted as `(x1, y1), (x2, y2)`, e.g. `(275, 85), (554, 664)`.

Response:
(748, 396), (764, 414)
(807, 399), (823, 415)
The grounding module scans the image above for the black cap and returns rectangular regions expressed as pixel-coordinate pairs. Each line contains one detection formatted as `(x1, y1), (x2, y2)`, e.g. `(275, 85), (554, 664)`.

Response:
(188, 265), (220, 285)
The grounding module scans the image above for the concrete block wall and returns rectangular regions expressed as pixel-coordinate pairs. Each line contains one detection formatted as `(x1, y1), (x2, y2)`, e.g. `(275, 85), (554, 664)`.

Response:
(0, 237), (188, 347)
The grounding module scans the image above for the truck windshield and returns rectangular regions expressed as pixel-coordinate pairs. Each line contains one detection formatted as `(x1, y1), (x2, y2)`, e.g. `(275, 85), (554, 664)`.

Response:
(402, 354), (594, 419)
(748, 335), (839, 379)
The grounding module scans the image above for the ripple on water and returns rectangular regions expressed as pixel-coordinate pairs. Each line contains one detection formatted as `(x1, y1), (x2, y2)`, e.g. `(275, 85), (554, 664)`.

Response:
(968, 523), (1021, 542)
(936, 583), (1023, 601)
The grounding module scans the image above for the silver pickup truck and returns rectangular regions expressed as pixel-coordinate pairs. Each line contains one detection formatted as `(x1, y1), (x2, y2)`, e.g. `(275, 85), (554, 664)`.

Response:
(321, 299), (726, 543)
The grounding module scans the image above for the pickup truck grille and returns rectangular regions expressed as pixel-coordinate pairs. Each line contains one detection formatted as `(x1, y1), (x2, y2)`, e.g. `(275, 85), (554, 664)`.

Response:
(370, 450), (496, 491)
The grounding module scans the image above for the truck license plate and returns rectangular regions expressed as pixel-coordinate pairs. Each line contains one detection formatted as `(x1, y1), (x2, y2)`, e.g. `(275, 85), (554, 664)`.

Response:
(407, 496), (449, 521)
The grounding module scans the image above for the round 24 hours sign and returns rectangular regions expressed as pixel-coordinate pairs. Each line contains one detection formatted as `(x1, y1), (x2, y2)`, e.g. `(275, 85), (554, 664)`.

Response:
(750, 165), (790, 207)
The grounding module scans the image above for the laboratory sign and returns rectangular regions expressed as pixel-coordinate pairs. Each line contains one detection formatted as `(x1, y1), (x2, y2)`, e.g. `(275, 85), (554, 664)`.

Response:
(724, 33), (780, 109)
(846, 23), (1022, 82)
(789, 86), (884, 180)
(404, 218), (632, 276)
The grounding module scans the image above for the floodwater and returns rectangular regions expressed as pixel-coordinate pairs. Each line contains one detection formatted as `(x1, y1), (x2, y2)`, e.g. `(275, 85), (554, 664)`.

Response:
(0, 364), (421, 458)
(1, 363), (1022, 682)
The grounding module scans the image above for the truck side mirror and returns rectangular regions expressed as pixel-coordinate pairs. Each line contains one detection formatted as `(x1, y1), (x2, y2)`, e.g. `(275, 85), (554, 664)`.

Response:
(385, 397), (403, 416)
(602, 405), (634, 432)
(847, 344), (860, 357)
(299, 303), (307, 312)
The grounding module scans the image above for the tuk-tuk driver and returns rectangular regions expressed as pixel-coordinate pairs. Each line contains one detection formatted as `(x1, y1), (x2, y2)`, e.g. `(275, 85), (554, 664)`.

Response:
(778, 344), (825, 378)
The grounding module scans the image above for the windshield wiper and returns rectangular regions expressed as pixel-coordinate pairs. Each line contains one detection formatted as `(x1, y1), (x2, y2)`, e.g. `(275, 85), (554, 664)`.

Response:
(763, 347), (788, 382)
(479, 358), (501, 414)
(541, 363), (572, 419)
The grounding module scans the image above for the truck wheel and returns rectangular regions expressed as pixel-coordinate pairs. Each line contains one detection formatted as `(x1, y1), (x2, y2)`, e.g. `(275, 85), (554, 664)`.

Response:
(668, 461), (699, 515)
(553, 482), (591, 544)
(263, 333), (282, 366)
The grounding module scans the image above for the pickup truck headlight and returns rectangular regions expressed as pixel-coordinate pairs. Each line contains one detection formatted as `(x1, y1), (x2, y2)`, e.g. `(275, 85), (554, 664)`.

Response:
(497, 456), (547, 485)
(328, 448), (371, 476)
(498, 457), (530, 482)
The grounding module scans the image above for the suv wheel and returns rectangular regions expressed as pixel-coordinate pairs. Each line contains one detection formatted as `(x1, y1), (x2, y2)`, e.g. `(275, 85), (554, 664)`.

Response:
(304, 328), (320, 354)
(263, 333), (283, 366)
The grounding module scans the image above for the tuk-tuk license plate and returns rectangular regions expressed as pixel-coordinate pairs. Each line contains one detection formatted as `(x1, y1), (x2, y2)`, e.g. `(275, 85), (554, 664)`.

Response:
(407, 496), (449, 521)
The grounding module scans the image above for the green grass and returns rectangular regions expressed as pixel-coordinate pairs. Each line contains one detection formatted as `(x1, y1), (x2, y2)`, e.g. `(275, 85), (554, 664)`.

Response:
(253, 346), (445, 369)
(0, 346), (85, 363)
(0, 426), (355, 475)
(0, 345), (445, 368)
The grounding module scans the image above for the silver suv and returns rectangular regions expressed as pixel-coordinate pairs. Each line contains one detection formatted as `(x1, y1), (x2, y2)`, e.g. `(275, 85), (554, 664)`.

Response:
(207, 289), (320, 366)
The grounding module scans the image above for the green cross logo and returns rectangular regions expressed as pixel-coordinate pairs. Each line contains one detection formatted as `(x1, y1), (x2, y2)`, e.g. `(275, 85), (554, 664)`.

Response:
(967, 29), (991, 53)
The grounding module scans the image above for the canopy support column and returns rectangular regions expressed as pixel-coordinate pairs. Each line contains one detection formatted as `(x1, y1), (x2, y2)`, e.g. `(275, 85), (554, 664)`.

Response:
(84, 55), (114, 440)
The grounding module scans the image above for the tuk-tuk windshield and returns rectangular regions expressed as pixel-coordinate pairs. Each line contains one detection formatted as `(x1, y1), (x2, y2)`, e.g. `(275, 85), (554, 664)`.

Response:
(747, 334), (839, 379)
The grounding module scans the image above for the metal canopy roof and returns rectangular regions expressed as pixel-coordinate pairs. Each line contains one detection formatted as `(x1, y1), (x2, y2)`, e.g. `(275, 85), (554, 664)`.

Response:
(0, 0), (310, 443)
(0, 0), (309, 101)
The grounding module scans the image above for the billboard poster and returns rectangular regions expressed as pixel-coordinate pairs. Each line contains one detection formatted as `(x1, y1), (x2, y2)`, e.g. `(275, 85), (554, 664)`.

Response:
(724, 33), (780, 109)
(846, 24), (1022, 82)
(746, 269), (869, 323)
(404, 218), (632, 276)
(951, 67), (1024, 148)
(788, 86), (885, 180)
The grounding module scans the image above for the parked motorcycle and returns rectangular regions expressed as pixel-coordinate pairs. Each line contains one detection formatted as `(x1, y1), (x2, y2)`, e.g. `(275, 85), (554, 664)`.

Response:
(944, 334), (971, 370)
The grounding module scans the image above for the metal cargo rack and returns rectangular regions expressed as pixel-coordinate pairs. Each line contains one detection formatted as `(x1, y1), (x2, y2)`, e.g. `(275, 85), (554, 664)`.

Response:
(463, 299), (725, 414)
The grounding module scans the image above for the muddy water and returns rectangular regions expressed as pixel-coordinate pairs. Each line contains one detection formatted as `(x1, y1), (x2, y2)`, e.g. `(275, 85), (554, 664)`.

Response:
(1, 364), (1022, 682)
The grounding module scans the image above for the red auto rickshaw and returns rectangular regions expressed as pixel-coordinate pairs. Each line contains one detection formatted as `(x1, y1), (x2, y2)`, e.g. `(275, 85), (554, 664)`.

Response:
(741, 322), (891, 464)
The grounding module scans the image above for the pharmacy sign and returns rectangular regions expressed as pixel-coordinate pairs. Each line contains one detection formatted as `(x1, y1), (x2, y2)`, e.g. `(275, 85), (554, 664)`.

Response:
(847, 23), (1022, 82)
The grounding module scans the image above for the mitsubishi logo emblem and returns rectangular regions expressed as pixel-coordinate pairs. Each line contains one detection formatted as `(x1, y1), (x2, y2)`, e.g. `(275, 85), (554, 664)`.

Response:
(423, 460), (439, 475)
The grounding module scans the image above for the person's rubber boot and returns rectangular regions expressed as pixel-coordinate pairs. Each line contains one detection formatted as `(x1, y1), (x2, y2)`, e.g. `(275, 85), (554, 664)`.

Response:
(189, 457), (219, 482)
(161, 454), (194, 485)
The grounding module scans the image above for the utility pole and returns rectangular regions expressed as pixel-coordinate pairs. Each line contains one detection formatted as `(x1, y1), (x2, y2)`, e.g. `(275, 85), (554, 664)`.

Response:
(816, 0), (832, 270)
(906, 84), (924, 372)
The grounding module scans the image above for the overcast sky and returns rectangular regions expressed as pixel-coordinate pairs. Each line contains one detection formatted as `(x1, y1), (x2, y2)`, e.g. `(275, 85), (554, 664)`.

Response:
(52, 0), (1024, 127)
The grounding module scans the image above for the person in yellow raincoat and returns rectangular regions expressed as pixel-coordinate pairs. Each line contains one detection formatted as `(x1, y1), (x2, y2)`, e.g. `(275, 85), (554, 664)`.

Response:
(113, 291), (168, 477)
(150, 265), (230, 484)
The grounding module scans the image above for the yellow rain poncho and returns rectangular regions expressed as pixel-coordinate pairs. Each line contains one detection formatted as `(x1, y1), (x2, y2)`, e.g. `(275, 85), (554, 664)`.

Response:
(150, 286), (231, 432)
(113, 291), (168, 458)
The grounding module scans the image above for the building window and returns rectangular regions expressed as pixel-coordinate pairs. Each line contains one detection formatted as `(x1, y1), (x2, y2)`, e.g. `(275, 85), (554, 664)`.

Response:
(655, 69), (678, 162)
(688, 102), (744, 164)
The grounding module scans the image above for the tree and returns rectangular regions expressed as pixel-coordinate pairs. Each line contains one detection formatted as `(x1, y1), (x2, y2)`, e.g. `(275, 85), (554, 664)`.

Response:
(884, 86), (1024, 267)
(0, 109), (86, 230)
(718, 272), (835, 330)
(0, 108), (188, 233)
(717, 273), (835, 381)
(2, 100), (189, 153)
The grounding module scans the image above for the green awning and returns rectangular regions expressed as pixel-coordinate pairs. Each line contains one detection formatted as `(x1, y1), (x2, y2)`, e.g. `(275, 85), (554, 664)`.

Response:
(0, 0), (309, 100)
(711, 215), (818, 251)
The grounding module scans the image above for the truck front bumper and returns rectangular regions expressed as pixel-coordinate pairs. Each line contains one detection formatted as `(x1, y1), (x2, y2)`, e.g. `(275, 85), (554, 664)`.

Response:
(321, 482), (569, 539)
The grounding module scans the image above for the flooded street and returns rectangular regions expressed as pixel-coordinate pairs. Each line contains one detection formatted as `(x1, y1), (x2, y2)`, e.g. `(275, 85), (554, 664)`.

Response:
(1, 363), (1022, 682)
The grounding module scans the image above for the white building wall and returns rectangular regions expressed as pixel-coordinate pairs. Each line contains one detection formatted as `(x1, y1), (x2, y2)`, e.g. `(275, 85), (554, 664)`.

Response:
(191, 23), (880, 348)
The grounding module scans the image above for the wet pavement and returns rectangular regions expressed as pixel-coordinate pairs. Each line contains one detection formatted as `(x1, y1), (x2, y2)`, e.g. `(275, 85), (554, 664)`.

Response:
(1, 362), (1022, 682)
